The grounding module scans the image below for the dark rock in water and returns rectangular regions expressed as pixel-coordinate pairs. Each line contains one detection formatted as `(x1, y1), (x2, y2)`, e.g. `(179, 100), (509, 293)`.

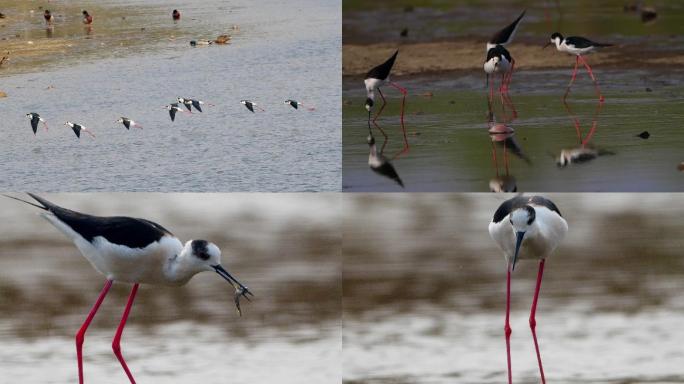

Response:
(645, 87), (652, 92)
(400, 28), (408, 37)
(636, 131), (650, 139)
(641, 7), (657, 23)
(0, 12), (6, 19)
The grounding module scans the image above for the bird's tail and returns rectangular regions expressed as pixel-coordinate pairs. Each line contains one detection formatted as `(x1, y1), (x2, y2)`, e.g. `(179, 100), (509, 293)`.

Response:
(595, 43), (613, 47)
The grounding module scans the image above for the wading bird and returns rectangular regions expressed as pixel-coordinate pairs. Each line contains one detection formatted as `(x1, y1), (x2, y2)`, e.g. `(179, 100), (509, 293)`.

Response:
(364, 50), (409, 157)
(489, 195), (568, 384)
(544, 33), (612, 103)
(484, 10), (525, 109)
(4, 194), (252, 384)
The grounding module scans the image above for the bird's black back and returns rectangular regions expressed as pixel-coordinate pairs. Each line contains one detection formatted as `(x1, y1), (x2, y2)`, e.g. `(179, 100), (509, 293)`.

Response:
(565, 36), (611, 48)
(191, 100), (203, 112)
(28, 194), (173, 249)
(245, 102), (255, 113)
(486, 45), (512, 62)
(72, 125), (81, 138)
(489, 10), (526, 45)
(492, 195), (561, 223)
(365, 50), (398, 80)
(30, 115), (40, 134)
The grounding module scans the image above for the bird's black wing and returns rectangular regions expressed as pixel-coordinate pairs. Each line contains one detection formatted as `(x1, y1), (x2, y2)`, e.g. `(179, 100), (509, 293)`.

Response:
(565, 36), (611, 48)
(192, 100), (203, 112)
(489, 10), (526, 45)
(72, 125), (81, 138)
(365, 50), (398, 80)
(290, 101), (298, 109)
(492, 195), (561, 222)
(27, 194), (173, 249)
(486, 45), (512, 62)
(245, 103), (255, 113)
(123, 120), (131, 129)
(183, 101), (192, 111)
(30, 116), (39, 134)
(528, 196), (562, 217)
(371, 162), (404, 188)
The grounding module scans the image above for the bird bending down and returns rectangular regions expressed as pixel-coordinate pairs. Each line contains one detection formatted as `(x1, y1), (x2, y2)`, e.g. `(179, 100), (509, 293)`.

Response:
(484, 10), (525, 108)
(488, 195), (568, 384)
(367, 133), (404, 188)
(544, 33), (612, 103)
(5, 194), (252, 384)
(364, 50), (409, 157)
(26, 113), (49, 134)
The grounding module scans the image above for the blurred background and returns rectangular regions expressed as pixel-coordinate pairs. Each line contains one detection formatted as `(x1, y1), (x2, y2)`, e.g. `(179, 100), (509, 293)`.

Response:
(0, 193), (340, 383)
(343, 194), (684, 383)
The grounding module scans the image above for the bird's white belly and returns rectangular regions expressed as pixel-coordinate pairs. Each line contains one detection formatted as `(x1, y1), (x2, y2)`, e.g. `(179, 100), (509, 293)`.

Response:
(74, 236), (183, 285)
(562, 44), (594, 56)
(365, 77), (385, 92)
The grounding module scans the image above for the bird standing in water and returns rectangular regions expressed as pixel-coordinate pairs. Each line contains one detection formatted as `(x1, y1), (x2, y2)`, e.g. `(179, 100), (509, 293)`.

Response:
(82, 10), (93, 25)
(172, 9), (181, 22)
(489, 195), (568, 384)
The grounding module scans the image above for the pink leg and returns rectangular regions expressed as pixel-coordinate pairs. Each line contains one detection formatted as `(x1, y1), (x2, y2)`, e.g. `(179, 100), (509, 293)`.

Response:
(491, 140), (499, 176)
(530, 259), (546, 384)
(76, 280), (113, 384)
(389, 81), (409, 158)
(563, 101), (584, 144)
(373, 88), (389, 153)
(505, 266), (513, 384)
(503, 140), (510, 173)
(578, 55), (605, 103)
(563, 56), (580, 101)
(112, 283), (139, 384)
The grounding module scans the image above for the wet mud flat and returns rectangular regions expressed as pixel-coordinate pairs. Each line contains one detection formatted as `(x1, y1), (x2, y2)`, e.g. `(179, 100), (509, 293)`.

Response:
(342, 194), (684, 383)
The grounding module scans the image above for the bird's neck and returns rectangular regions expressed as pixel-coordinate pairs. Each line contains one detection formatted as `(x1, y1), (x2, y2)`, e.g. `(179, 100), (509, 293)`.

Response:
(164, 255), (198, 285)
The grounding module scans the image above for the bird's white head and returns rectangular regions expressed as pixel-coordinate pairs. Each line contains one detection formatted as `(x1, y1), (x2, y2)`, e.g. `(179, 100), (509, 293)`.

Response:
(26, 113), (33, 119)
(544, 32), (563, 49)
(509, 205), (536, 271)
(64, 121), (73, 127)
(240, 100), (248, 105)
(178, 239), (254, 312)
(116, 118), (124, 123)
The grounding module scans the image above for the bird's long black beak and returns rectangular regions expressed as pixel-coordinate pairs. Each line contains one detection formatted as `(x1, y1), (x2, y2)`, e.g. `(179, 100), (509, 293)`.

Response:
(512, 231), (525, 271)
(367, 110), (372, 133)
(485, 73), (489, 89)
(543, 42), (552, 49)
(213, 264), (254, 315)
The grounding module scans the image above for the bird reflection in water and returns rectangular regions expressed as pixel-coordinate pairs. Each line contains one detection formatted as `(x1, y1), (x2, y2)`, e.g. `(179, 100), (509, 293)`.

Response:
(488, 112), (530, 192)
(555, 100), (614, 167)
(367, 133), (404, 188)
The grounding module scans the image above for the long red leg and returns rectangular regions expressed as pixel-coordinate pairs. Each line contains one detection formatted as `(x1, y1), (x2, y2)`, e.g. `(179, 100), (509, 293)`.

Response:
(530, 259), (547, 384)
(505, 266), (513, 384)
(76, 279), (113, 384)
(503, 139), (510, 174)
(563, 101), (583, 144)
(491, 140), (499, 176)
(373, 88), (389, 153)
(578, 55), (605, 103)
(563, 56), (580, 101)
(112, 283), (139, 384)
(389, 81), (409, 158)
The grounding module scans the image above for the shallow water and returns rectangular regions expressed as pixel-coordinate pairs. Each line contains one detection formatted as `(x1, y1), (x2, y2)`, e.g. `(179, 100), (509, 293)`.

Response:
(0, 0), (341, 192)
(0, 194), (341, 383)
(342, 194), (684, 383)
(343, 69), (684, 191)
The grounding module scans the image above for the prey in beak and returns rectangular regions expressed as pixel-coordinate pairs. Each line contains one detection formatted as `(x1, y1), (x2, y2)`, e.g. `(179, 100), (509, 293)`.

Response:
(213, 264), (254, 316)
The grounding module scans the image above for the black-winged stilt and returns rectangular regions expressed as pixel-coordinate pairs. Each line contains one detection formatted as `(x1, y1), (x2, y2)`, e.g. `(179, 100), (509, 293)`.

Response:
(177, 97), (213, 113)
(489, 195), (568, 384)
(544, 33), (612, 103)
(241, 100), (264, 113)
(367, 133), (404, 188)
(164, 103), (191, 122)
(117, 117), (143, 130)
(64, 122), (95, 139)
(4, 194), (253, 384)
(364, 50), (409, 157)
(26, 113), (48, 135)
(484, 10), (525, 108)
(284, 99), (315, 111)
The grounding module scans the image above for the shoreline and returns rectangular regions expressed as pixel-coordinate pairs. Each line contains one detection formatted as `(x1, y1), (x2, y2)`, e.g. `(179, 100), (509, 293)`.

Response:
(343, 40), (684, 77)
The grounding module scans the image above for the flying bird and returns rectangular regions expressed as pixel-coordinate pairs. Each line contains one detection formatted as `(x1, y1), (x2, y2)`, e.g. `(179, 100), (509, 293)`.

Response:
(64, 121), (95, 139)
(26, 113), (48, 134)
(241, 100), (264, 113)
(117, 117), (143, 130)
(164, 103), (191, 122)
(284, 99), (315, 111)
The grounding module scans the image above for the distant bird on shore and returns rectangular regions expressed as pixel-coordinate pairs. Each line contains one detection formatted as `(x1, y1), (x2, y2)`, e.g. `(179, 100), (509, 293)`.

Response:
(164, 103), (191, 122)
(484, 10), (525, 104)
(82, 10), (93, 25)
(489, 195), (568, 384)
(241, 100), (264, 113)
(44, 10), (54, 25)
(26, 113), (49, 135)
(117, 117), (143, 130)
(4, 194), (252, 384)
(284, 99), (315, 111)
(364, 50), (409, 157)
(544, 33), (612, 103)
(65, 121), (95, 139)
(172, 9), (181, 21)
(367, 133), (404, 188)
